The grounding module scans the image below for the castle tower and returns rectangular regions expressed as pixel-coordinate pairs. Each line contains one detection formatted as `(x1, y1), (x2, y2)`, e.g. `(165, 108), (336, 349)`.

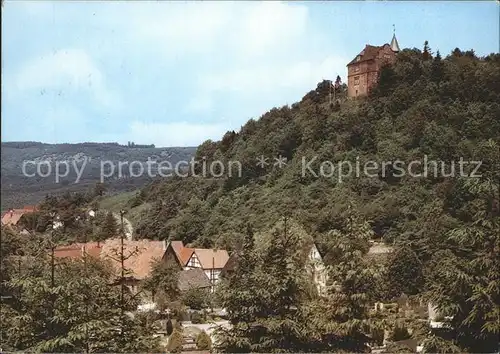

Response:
(346, 29), (400, 98)
(390, 25), (400, 52)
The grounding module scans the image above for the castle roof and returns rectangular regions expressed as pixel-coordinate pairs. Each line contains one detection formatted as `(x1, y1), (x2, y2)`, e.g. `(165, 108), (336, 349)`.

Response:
(347, 44), (386, 66)
(390, 33), (400, 52)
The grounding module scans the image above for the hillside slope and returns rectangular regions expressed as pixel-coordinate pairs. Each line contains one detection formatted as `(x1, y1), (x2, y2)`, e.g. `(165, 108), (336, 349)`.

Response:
(1, 142), (196, 209)
(130, 49), (499, 251)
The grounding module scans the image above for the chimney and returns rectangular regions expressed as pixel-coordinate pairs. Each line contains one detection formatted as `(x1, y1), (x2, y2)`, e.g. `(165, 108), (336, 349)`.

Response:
(9, 209), (13, 217)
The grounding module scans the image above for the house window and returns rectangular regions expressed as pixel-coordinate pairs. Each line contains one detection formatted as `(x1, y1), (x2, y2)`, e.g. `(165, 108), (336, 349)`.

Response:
(354, 66), (360, 73)
(354, 76), (360, 86)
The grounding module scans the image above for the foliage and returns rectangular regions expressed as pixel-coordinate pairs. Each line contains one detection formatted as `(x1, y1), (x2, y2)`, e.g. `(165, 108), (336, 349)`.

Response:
(167, 329), (184, 353)
(166, 319), (174, 336)
(307, 207), (377, 352)
(182, 287), (209, 310)
(190, 311), (206, 324)
(384, 245), (424, 298)
(215, 220), (314, 352)
(196, 330), (212, 351)
(424, 178), (499, 352)
(390, 321), (411, 341)
(0, 240), (160, 352)
(143, 260), (180, 307)
(100, 211), (119, 240)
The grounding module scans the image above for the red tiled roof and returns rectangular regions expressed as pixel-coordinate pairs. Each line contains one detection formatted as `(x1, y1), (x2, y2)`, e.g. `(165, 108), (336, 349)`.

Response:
(347, 44), (388, 66)
(1, 206), (37, 226)
(192, 248), (229, 269)
(179, 247), (194, 266)
(169, 240), (194, 266)
(167, 240), (229, 269)
(100, 239), (166, 279)
(54, 242), (102, 259)
(1, 210), (25, 226)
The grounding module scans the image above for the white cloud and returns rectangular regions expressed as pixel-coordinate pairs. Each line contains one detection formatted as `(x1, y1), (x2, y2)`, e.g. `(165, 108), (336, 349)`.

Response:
(14, 49), (119, 108)
(199, 55), (348, 95)
(235, 2), (309, 58)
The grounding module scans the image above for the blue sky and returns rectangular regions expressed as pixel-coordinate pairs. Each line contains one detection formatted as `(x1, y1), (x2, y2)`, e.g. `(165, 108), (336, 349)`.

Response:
(2, 1), (498, 147)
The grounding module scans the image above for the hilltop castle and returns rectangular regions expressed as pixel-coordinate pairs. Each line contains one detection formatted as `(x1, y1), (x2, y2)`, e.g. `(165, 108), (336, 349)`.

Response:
(347, 32), (400, 98)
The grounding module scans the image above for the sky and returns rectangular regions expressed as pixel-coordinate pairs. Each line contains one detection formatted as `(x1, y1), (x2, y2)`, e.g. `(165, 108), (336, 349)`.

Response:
(2, 1), (499, 147)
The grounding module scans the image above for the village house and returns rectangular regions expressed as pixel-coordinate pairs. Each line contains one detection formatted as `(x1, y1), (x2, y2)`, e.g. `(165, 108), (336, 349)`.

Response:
(53, 239), (213, 300)
(347, 32), (400, 98)
(164, 240), (230, 292)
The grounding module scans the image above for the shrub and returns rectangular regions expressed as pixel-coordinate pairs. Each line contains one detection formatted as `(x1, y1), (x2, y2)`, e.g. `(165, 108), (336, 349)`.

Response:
(391, 321), (411, 341)
(182, 287), (208, 310)
(167, 329), (184, 353)
(196, 330), (212, 351)
(191, 311), (205, 324)
(166, 319), (173, 335)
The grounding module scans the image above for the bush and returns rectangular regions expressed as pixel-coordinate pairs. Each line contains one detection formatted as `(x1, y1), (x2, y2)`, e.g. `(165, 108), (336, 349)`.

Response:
(191, 311), (205, 324)
(166, 319), (173, 335)
(182, 287), (209, 310)
(196, 330), (212, 351)
(391, 321), (411, 341)
(167, 329), (184, 353)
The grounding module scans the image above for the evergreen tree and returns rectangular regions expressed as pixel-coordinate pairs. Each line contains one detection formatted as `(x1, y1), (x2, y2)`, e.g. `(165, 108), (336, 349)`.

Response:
(423, 40), (432, 60)
(99, 212), (118, 241)
(252, 217), (312, 352)
(1, 252), (160, 352)
(167, 329), (184, 353)
(310, 207), (376, 352)
(142, 260), (180, 306)
(214, 224), (261, 352)
(425, 178), (499, 352)
(384, 245), (424, 298)
(431, 50), (445, 85)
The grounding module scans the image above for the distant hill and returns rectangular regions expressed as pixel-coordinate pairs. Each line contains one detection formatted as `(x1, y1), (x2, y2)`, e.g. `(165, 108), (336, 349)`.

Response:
(1, 142), (196, 209)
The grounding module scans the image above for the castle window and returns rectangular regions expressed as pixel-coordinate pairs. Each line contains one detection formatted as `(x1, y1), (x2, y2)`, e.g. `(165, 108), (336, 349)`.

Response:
(354, 76), (360, 85)
(354, 66), (360, 73)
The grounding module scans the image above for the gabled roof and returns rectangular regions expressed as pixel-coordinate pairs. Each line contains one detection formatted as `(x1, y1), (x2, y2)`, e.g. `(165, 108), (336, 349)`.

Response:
(178, 268), (211, 291)
(54, 242), (102, 259)
(167, 240), (229, 269)
(179, 247), (195, 265)
(100, 239), (166, 280)
(166, 240), (194, 266)
(191, 248), (230, 269)
(348, 44), (386, 66)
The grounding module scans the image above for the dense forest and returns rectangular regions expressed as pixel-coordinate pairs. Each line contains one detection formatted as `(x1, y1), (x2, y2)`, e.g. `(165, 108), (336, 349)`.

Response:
(1, 46), (499, 352)
(134, 47), (499, 249)
(133, 46), (500, 352)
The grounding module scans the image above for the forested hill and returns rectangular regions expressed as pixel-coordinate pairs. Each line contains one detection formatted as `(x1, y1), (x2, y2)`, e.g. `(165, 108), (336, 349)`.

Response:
(132, 48), (499, 252)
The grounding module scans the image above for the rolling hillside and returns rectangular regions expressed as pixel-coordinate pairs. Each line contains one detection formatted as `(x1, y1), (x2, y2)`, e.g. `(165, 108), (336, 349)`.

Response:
(1, 142), (196, 209)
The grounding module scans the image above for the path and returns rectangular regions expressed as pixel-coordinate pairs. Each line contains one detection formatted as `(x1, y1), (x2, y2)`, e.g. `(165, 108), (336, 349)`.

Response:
(112, 212), (133, 240)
